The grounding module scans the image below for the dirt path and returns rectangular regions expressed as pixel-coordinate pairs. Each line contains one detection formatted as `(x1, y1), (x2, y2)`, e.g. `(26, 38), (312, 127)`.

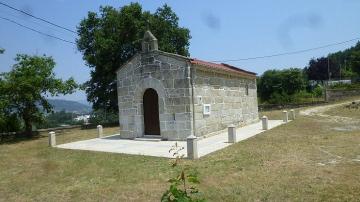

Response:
(300, 100), (360, 123)
(300, 100), (360, 165)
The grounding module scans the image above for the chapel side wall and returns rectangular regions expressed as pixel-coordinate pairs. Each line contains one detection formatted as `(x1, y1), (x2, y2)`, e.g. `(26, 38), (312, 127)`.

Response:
(193, 68), (259, 137)
(116, 52), (193, 140)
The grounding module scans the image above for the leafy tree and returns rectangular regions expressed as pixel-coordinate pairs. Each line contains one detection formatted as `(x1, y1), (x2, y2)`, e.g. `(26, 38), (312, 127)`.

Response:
(0, 81), (22, 133)
(257, 70), (282, 101)
(305, 42), (360, 81)
(304, 57), (338, 81)
(0, 54), (77, 136)
(349, 50), (360, 76)
(258, 68), (306, 103)
(77, 3), (191, 112)
(0, 48), (4, 54)
(37, 110), (82, 129)
(89, 109), (118, 125)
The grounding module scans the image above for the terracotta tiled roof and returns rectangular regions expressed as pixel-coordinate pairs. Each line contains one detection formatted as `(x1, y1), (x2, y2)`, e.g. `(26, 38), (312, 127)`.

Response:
(190, 58), (256, 77)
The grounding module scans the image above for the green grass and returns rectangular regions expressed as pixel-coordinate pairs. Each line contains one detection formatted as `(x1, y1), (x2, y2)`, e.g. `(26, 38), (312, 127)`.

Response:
(0, 108), (360, 201)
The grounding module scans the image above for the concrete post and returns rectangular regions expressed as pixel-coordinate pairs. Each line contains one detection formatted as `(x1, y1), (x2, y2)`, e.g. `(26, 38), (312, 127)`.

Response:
(262, 116), (268, 130)
(187, 135), (198, 159)
(228, 124), (236, 143)
(48, 131), (56, 147)
(290, 109), (296, 120)
(283, 111), (288, 123)
(97, 125), (103, 138)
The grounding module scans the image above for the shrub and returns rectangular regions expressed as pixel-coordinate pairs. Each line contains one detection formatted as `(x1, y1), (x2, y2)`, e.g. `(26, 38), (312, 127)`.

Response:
(0, 114), (22, 133)
(312, 85), (323, 97)
(267, 92), (292, 104)
(329, 83), (360, 90)
(89, 110), (118, 125)
(161, 143), (205, 202)
(258, 68), (306, 102)
(292, 91), (314, 103)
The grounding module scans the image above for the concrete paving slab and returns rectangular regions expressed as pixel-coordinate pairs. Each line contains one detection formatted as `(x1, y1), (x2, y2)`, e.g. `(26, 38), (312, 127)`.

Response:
(56, 120), (287, 158)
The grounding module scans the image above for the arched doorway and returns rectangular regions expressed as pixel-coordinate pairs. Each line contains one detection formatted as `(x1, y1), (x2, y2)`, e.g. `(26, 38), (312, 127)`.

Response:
(143, 88), (160, 135)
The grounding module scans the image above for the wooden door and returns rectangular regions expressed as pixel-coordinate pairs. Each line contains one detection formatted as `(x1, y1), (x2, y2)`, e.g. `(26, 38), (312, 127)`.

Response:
(143, 88), (160, 135)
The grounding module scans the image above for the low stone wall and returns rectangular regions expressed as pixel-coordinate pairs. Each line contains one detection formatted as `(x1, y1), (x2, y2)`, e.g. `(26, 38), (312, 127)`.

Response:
(325, 88), (360, 102)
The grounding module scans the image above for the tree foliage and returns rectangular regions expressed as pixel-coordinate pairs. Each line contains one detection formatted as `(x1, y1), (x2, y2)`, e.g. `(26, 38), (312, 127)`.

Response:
(89, 109), (118, 125)
(349, 50), (360, 76)
(304, 57), (336, 81)
(37, 110), (82, 129)
(258, 68), (306, 102)
(0, 54), (77, 135)
(77, 3), (191, 112)
(304, 42), (360, 81)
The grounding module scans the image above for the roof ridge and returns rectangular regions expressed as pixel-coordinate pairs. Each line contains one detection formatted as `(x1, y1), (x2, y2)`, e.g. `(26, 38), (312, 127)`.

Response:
(190, 58), (256, 76)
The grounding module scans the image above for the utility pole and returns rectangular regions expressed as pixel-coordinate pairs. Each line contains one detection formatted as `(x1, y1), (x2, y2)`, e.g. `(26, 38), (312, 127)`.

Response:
(327, 56), (331, 83)
(339, 64), (342, 81)
(345, 59), (347, 70)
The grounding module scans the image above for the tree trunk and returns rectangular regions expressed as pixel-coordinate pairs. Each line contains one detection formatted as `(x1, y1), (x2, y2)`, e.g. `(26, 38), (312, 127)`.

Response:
(23, 116), (33, 137)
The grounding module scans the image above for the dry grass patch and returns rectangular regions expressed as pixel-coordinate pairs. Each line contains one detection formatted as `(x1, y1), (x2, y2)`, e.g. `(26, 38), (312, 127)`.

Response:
(0, 106), (359, 201)
(325, 105), (360, 120)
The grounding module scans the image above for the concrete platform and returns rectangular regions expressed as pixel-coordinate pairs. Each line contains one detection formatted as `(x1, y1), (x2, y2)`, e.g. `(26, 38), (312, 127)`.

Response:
(57, 120), (287, 158)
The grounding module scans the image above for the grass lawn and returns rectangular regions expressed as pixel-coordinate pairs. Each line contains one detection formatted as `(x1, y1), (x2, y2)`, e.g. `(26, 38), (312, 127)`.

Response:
(1, 107), (359, 201)
(324, 105), (360, 120)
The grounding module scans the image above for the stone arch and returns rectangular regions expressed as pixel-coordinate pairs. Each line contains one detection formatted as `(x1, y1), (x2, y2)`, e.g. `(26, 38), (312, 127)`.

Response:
(134, 77), (166, 100)
(133, 77), (166, 137)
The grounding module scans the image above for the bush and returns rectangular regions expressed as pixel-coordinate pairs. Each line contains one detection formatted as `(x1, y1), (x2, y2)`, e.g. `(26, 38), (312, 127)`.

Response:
(265, 90), (322, 105)
(89, 110), (118, 125)
(292, 91), (314, 103)
(329, 83), (360, 90)
(267, 92), (292, 104)
(0, 114), (22, 133)
(312, 85), (323, 97)
(36, 110), (83, 129)
(258, 68), (306, 103)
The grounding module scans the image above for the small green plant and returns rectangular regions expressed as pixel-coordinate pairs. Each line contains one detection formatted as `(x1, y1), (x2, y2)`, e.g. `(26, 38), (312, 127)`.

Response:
(161, 142), (205, 202)
(312, 85), (323, 97)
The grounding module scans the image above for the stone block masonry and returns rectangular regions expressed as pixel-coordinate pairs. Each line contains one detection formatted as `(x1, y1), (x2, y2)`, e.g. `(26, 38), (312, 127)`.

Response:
(325, 88), (360, 102)
(116, 31), (259, 141)
(117, 51), (193, 140)
(192, 68), (259, 137)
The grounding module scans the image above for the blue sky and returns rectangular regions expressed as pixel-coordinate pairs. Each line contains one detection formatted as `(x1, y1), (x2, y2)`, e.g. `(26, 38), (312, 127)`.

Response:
(0, 0), (359, 101)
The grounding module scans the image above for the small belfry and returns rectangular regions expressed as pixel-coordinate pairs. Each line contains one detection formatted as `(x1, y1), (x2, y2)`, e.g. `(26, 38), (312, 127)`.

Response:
(141, 30), (158, 52)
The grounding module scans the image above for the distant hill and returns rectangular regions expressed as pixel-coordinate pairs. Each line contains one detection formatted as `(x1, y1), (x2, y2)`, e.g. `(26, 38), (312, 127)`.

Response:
(48, 99), (92, 113)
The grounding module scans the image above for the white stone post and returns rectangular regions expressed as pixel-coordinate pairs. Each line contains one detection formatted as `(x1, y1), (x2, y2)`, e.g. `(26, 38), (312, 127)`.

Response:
(48, 131), (56, 147)
(97, 125), (103, 138)
(228, 124), (236, 143)
(262, 116), (268, 130)
(283, 110), (288, 123)
(290, 109), (296, 120)
(187, 135), (198, 159)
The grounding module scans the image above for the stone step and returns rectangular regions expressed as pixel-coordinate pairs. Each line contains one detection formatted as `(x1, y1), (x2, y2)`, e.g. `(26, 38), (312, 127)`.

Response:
(134, 137), (162, 142)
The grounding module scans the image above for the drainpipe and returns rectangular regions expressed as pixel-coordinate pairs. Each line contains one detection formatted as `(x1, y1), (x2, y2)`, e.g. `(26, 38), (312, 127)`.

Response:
(187, 63), (196, 137)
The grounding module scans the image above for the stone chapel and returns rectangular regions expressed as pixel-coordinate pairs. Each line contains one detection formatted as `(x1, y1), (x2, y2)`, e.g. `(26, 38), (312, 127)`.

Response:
(116, 31), (258, 140)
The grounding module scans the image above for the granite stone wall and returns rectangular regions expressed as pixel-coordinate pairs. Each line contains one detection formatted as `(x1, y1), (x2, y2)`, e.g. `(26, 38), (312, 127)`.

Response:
(116, 51), (193, 140)
(192, 68), (259, 137)
(325, 88), (360, 102)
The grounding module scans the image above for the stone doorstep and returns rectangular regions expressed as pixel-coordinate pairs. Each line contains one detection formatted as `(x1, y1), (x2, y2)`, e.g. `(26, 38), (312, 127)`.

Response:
(134, 136), (162, 142)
